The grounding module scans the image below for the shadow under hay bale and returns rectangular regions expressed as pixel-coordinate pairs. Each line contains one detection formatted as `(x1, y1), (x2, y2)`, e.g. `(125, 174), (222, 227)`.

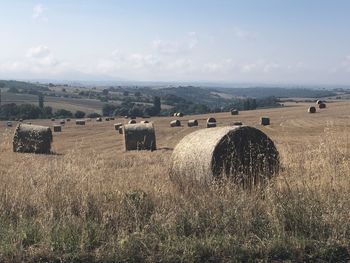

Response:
(123, 123), (156, 151)
(308, 106), (316, 113)
(170, 120), (181, 127)
(53, 125), (62, 132)
(13, 124), (53, 154)
(231, 109), (239, 115)
(170, 126), (279, 188)
(319, 103), (326, 109)
(233, 121), (243, 126)
(187, 119), (198, 127)
(76, 120), (86, 125)
(261, 117), (270, 126)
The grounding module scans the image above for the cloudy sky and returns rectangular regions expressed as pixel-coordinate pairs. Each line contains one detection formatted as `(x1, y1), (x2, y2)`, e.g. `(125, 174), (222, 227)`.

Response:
(0, 0), (350, 84)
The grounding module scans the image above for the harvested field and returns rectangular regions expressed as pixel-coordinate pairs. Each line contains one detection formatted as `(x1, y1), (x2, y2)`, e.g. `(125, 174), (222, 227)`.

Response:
(0, 101), (350, 262)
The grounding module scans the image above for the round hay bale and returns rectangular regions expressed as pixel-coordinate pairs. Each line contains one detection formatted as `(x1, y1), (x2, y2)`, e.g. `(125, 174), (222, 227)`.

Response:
(207, 117), (217, 128)
(261, 117), (270, 126)
(319, 103), (326, 109)
(170, 126), (279, 187)
(316, 100), (323, 104)
(177, 112), (184, 117)
(13, 124), (53, 154)
(128, 119), (137, 124)
(140, 120), (149, 124)
(27, 122), (32, 125)
(96, 117), (102, 122)
(231, 109), (239, 115)
(123, 123), (156, 151)
(59, 120), (65, 125)
(66, 118), (71, 122)
(170, 120), (181, 127)
(76, 120), (86, 125)
(51, 118), (55, 121)
(7, 121), (12, 127)
(114, 123), (123, 131)
(53, 125), (62, 132)
(19, 119), (23, 122)
(308, 106), (316, 113)
(105, 117), (110, 121)
(187, 120), (198, 127)
(233, 121), (243, 126)
(173, 113), (178, 117)
(110, 117), (115, 120)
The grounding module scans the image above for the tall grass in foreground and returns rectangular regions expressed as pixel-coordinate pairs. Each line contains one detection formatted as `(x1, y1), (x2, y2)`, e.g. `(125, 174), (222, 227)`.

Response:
(0, 128), (350, 262)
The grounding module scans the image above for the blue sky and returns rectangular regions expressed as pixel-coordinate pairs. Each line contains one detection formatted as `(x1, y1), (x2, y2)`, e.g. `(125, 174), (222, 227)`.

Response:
(0, 0), (350, 84)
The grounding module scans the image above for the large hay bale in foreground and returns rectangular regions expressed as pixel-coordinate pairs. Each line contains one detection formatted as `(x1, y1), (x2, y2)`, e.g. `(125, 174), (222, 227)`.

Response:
(231, 109), (239, 115)
(308, 106), (316, 113)
(123, 123), (156, 151)
(261, 117), (270, 126)
(53, 125), (62, 132)
(170, 126), (279, 187)
(13, 124), (53, 154)
(188, 120), (198, 127)
(76, 120), (86, 125)
(170, 120), (181, 127)
(319, 103), (326, 109)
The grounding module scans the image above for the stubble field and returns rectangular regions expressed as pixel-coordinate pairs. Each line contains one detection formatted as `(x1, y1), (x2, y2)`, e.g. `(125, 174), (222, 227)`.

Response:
(0, 101), (349, 262)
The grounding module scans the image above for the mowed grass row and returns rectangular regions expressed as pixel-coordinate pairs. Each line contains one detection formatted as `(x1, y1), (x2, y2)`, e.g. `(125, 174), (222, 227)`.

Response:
(0, 102), (349, 262)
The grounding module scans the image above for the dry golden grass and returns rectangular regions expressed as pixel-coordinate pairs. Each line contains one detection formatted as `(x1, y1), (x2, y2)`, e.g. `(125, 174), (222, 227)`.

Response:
(0, 101), (350, 262)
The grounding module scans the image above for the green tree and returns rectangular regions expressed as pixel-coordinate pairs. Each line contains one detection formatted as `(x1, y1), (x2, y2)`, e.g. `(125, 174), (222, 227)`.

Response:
(74, 110), (86, 118)
(38, 94), (44, 109)
(153, 96), (161, 115)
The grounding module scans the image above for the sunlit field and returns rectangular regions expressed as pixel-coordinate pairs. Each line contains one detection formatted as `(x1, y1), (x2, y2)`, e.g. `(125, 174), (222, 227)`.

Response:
(0, 101), (350, 262)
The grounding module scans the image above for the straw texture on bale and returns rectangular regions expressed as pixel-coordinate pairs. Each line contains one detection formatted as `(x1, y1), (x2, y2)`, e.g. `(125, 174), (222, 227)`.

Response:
(170, 120), (181, 127)
(308, 106), (316, 113)
(319, 103), (326, 109)
(76, 120), (86, 125)
(114, 123), (123, 131)
(261, 117), (270, 126)
(123, 123), (156, 151)
(13, 124), (53, 154)
(187, 120), (198, 127)
(53, 125), (62, 132)
(128, 119), (136, 124)
(173, 113), (178, 117)
(170, 126), (279, 187)
(231, 109), (239, 115)
(176, 112), (184, 117)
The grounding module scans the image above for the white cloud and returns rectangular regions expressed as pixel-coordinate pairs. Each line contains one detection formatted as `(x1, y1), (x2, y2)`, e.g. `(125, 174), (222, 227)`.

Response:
(233, 27), (257, 41)
(152, 32), (198, 55)
(32, 4), (47, 20)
